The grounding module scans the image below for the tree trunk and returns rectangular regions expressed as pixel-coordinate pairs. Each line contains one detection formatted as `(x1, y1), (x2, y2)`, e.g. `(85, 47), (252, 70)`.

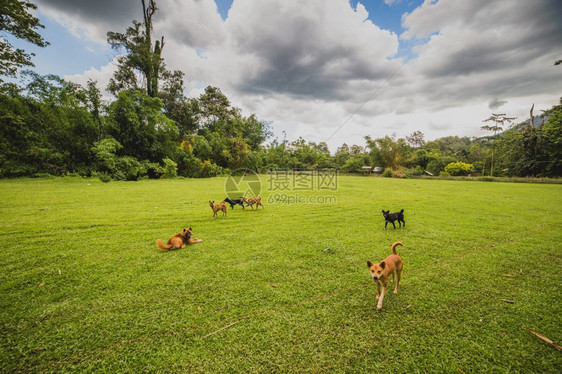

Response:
(142, 0), (158, 97)
(529, 103), (534, 130)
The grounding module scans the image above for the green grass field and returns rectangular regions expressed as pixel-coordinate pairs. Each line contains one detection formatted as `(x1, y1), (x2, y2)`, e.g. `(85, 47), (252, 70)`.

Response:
(1, 176), (561, 373)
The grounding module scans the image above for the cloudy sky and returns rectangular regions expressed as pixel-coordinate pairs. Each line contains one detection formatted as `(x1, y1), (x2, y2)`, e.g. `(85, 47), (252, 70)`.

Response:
(13, 0), (562, 151)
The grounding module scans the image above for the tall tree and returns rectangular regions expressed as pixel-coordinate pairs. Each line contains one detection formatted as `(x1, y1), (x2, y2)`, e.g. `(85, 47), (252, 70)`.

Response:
(107, 0), (165, 97)
(106, 89), (178, 162)
(365, 136), (408, 170)
(406, 131), (425, 148)
(198, 86), (235, 126)
(481, 113), (516, 176)
(159, 70), (199, 137)
(538, 100), (562, 176)
(0, 0), (49, 81)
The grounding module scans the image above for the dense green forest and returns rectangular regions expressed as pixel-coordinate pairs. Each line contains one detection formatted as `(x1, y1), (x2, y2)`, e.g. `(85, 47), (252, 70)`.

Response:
(1, 0), (561, 180)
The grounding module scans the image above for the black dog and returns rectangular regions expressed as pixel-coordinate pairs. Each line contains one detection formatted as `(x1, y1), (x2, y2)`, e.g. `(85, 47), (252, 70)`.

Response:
(224, 197), (245, 209)
(382, 209), (405, 229)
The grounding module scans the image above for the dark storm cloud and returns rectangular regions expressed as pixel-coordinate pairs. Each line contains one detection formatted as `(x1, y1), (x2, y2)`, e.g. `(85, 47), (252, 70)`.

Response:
(488, 98), (507, 110)
(222, 1), (400, 102)
(37, 0), (141, 24)
(36, 0), (144, 40)
(237, 43), (397, 101)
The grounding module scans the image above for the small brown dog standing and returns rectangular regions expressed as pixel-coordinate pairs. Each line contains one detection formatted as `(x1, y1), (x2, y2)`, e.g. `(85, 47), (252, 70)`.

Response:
(156, 228), (202, 251)
(209, 200), (227, 217)
(242, 195), (264, 210)
(367, 241), (403, 310)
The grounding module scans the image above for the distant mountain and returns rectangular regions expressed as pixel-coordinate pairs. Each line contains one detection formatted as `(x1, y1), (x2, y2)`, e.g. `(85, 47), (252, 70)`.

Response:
(510, 114), (551, 132)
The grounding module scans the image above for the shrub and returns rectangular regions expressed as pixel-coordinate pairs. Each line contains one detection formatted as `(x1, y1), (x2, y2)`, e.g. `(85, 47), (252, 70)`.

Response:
(382, 168), (393, 178)
(92, 137), (122, 174)
(444, 161), (474, 176)
(178, 154), (203, 178)
(341, 157), (364, 173)
(412, 165), (424, 176)
(114, 156), (146, 181)
(92, 171), (112, 183)
(200, 159), (222, 178)
(427, 156), (456, 175)
(143, 161), (163, 179)
(393, 169), (406, 178)
(161, 157), (177, 179)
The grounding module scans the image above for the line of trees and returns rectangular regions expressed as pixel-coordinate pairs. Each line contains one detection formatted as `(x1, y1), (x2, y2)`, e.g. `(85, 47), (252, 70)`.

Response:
(1, 0), (561, 180)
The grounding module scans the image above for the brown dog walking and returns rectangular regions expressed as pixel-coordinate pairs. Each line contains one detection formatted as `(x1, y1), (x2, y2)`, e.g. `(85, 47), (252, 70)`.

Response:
(242, 195), (264, 210)
(367, 241), (403, 310)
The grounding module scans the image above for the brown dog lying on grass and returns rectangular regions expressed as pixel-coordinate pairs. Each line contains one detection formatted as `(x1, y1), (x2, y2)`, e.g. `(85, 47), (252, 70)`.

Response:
(242, 195), (264, 210)
(209, 200), (227, 217)
(156, 228), (202, 250)
(367, 241), (403, 310)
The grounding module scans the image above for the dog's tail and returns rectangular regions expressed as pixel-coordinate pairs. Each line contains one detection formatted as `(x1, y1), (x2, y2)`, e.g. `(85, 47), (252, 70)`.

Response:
(157, 239), (172, 251)
(391, 241), (403, 254)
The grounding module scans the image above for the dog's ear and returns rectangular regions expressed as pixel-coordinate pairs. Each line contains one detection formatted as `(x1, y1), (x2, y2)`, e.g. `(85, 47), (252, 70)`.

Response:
(189, 227), (192, 231)
(382, 210), (384, 214)
(367, 261), (373, 268)
(380, 261), (386, 269)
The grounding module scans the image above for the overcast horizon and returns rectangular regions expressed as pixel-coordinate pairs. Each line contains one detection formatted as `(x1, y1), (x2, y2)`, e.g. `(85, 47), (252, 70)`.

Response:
(10, 0), (562, 151)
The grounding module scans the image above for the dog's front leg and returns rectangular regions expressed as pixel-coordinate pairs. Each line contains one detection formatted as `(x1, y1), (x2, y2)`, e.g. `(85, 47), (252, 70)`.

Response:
(377, 285), (386, 310)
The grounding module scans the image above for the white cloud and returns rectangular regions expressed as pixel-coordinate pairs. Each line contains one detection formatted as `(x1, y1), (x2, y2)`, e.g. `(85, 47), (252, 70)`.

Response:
(64, 59), (118, 100)
(154, 0), (225, 49)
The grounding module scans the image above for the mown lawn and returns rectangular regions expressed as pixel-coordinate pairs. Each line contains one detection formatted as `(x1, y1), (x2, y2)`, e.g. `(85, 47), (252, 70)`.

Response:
(1, 176), (561, 373)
